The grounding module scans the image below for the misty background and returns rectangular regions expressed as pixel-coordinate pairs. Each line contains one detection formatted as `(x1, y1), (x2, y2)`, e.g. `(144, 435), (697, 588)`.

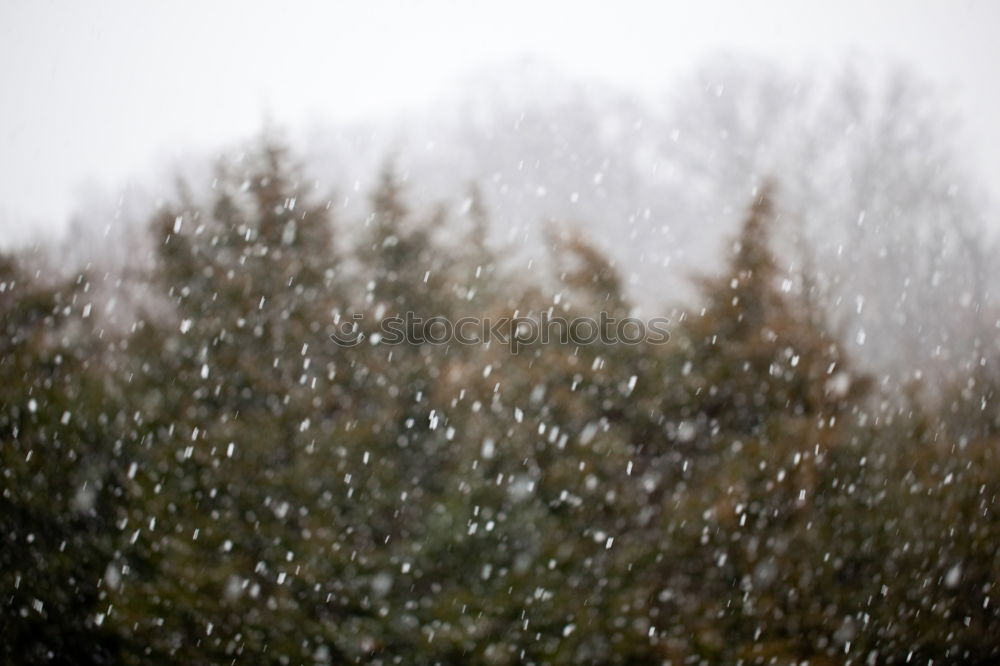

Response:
(3, 0), (999, 389)
(2, 0), (999, 233)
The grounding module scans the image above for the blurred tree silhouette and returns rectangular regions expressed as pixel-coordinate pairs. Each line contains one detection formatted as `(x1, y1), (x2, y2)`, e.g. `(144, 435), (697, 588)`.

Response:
(0, 254), (127, 663)
(2, 137), (999, 665)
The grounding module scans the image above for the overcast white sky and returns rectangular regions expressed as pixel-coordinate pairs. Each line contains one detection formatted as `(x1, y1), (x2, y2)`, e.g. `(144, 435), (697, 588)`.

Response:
(1, 0), (998, 244)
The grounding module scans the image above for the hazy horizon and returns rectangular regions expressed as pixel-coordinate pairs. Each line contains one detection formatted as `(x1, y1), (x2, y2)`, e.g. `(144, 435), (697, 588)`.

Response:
(2, 0), (999, 245)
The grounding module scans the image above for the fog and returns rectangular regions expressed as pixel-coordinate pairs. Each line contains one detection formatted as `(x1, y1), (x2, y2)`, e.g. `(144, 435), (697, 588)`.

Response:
(2, 0), (999, 239)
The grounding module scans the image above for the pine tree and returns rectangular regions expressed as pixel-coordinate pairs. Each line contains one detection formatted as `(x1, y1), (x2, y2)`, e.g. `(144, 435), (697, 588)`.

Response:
(107, 136), (359, 662)
(0, 254), (127, 663)
(661, 185), (873, 659)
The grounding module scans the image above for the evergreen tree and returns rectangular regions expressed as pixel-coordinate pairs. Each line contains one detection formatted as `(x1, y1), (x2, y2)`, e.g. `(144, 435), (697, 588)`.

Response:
(107, 136), (358, 663)
(660, 185), (874, 660)
(0, 254), (127, 663)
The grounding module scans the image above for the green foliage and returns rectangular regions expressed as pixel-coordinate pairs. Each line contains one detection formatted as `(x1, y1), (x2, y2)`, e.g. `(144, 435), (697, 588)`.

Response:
(3, 140), (999, 664)
(0, 255), (127, 663)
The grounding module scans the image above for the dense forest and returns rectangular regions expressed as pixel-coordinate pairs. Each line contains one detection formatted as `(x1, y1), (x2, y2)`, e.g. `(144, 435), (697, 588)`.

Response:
(3, 136), (1000, 664)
